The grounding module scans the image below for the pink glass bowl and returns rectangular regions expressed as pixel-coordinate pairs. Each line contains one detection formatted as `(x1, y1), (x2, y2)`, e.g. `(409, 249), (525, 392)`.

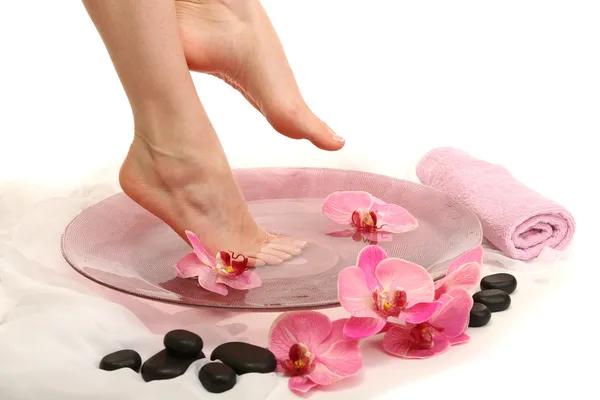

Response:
(61, 167), (482, 310)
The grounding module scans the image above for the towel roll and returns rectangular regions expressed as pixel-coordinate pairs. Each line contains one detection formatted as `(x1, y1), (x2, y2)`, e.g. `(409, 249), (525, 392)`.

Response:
(416, 147), (575, 261)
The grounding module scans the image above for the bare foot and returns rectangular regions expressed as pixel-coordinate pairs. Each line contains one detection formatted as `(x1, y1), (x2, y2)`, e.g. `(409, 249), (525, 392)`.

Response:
(119, 121), (305, 266)
(175, 0), (345, 151)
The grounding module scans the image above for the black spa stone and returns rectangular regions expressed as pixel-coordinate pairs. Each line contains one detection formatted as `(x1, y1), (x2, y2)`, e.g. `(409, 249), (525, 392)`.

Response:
(199, 362), (237, 394)
(210, 342), (277, 375)
(164, 329), (204, 358)
(99, 349), (142, 372)
(141, 349), (205, 382)
(469, 302), (492, 327)
(481, 273), (517, 294)
(472, 289), (511, 312)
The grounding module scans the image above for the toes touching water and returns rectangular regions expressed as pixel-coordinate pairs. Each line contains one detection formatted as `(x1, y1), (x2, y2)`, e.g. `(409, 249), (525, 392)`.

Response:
(84, 0), (336, 266)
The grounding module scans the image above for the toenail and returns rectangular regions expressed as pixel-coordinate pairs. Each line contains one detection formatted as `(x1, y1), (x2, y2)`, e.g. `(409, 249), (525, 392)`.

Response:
(328, 126), (345, 142)
(293, 240), (307, 247)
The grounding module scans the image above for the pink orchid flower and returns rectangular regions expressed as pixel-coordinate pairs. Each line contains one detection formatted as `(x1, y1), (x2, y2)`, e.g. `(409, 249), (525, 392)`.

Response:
(434, 246), (483, 300)
(323, 191), (418, 242)
(382, 288), (473, 359)
(337, 245), (440, 340)
(268, 311), (362, 394)
(175, 230), (262, 296)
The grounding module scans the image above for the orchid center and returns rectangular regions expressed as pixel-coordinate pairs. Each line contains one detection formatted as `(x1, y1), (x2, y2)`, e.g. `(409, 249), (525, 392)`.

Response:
(282, 343), (315, 376)
(215, 251), (249, 277)
(410, 323), (435, 350)
(351, 208), (379, 231)
(373, 287), (407, 317)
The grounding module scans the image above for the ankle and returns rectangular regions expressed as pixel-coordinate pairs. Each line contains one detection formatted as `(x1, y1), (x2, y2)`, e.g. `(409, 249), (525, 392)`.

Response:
(132, 104), (216, 152)
(125, 130), (231, 189)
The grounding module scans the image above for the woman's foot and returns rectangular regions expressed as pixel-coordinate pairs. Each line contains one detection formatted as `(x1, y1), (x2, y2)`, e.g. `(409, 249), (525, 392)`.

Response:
(175, 0), (345, 151)
(119, 117), (305, 266)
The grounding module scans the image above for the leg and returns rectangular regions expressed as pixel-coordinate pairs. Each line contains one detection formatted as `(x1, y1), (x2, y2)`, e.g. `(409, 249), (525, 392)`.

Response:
(82, 0), (304, 265)
(175, 0), (345, 151)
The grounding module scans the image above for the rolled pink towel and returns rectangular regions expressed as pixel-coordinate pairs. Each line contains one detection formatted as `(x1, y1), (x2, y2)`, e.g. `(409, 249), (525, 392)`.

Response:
(416, 147), (576, 260)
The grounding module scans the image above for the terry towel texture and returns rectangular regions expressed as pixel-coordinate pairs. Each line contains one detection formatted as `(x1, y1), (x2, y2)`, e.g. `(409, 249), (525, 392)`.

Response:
(416, 147), (575, 261)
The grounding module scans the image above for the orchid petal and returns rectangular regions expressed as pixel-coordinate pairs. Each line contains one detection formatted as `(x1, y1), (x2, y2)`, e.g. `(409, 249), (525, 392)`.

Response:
(379, 321), (396, 335)
(447, 262), (481, 287)
(448, 332), (470, 345)
(322, 191), (374, 225)
(383, 326), (451, 359)
(288, 376), (318, 393)
(430, 289), (473, 338)
(327, 229), (356, 238)
(174, 253), (206, 278)
(434, 276), (447, 292)
(343, 316), (387, 339)
(308, 339), (362, 385)
(381, 324), (412, 357)
(372, 197), (387, 206)
(372, 203), (418, 233)
(316, 318), (348, 353)
(375, 258), (435, 304)
(217, 270), (262, 291)
(435, 262), (481, 299)
(185, 230), (216, 266)
(197, 269), (228, 296)
(268, 311), (332, 361)
(447, 246), (484, 275)
(444, 287), (473, 300)
(399, 301), (441, 324)
(337, 267), (378, 318)
(356, 245), (388, 291)
(242, 270), (262, 288)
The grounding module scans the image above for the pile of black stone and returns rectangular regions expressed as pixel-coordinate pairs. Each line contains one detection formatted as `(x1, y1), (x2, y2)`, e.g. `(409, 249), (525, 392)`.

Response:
(469, 273), (517, 328)
(99, 329), (277, 394)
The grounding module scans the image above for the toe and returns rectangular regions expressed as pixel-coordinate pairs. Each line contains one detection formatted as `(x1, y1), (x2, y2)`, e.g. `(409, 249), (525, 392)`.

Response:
(260, 247), (292, 260)
(265, 243), (302, 255)
(256, 253), (285, 265)
(247, 257), (266, 267)
(270, 237), (307, 248)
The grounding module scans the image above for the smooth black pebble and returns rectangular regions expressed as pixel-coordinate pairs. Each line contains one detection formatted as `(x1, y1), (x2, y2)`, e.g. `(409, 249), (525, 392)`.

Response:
(210, 342), (277, 375)
(164, 329), (204, 358)
(472, 289), (511, 312)
(199, 362), (237, 394)
(141, 349), (205, 382)
(469, 302), (492, 327)
(481, 273), (517, 294)
(99, 349), (142, 372)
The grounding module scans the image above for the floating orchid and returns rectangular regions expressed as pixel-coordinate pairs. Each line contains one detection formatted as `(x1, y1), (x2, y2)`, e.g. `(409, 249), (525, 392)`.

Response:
(268, 311), (362, 394)
(175, 230), (262, 296)
(323, 191), (418, 242)
(382, 288), (473, 359)
(337, 245), (440, 340)
(434, 246), (483, 300)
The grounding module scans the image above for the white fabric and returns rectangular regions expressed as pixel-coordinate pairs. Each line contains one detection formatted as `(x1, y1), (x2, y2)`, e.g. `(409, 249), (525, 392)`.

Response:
(0, 0), (597, 399)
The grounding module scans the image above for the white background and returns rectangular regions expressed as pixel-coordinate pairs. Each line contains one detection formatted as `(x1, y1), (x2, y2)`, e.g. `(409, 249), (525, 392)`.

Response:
(0, 1), (598, 399)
